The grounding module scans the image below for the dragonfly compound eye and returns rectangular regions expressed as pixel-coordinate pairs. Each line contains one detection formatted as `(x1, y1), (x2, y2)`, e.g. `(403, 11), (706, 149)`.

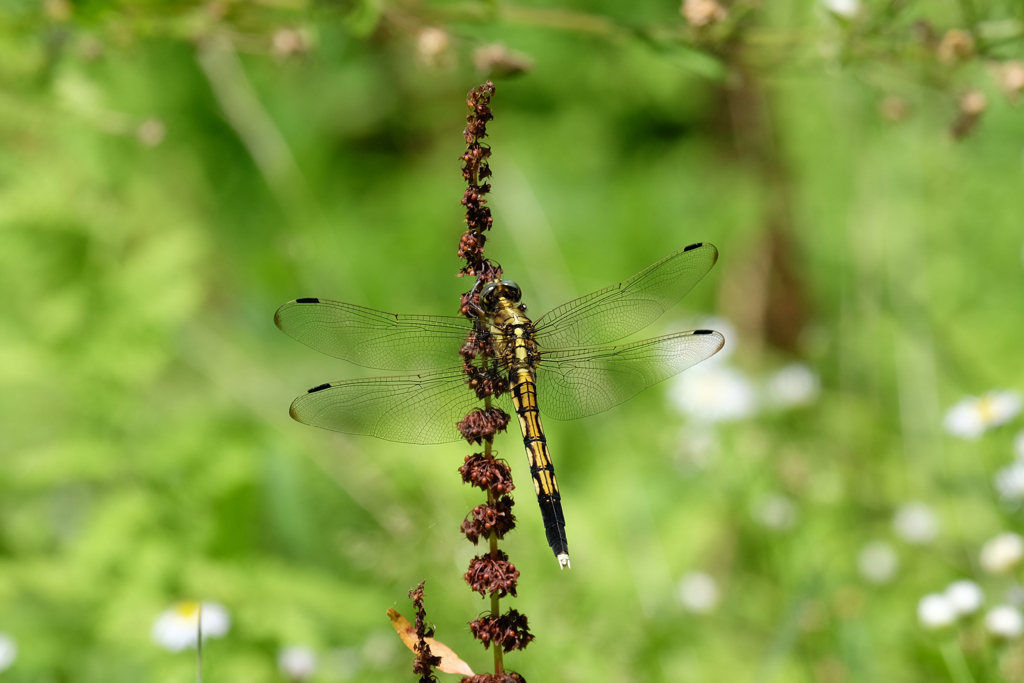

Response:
(480, 282), (499, 310)
(499, 280), (522, 303)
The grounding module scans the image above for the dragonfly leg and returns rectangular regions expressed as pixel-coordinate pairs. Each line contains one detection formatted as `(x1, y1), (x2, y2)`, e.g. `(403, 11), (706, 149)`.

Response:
(466, 301), (487, 320)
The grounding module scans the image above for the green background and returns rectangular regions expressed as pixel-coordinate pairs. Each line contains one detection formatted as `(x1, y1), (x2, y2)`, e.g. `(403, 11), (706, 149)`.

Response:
(3, 0), (1024, 681)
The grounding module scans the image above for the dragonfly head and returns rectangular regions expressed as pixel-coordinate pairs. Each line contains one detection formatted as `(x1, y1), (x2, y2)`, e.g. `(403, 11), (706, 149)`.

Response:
(480, 280), (522, 312)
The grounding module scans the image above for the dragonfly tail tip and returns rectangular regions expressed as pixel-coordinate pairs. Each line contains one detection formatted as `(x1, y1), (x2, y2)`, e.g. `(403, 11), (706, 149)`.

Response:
(556, 553), (571, 570)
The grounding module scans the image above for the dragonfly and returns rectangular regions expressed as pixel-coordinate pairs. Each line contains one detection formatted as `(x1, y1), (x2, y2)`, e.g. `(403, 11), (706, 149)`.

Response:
(275, 242), (724, 568)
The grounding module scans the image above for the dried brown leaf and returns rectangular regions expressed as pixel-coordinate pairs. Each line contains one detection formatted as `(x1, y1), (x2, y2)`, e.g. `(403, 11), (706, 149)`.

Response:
(387, 609), (475, 676)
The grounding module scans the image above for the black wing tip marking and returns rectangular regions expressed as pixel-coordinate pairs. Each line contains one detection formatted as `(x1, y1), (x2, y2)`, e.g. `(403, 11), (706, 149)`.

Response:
(273, 298), (320, 330)
(692, 328), (726, 350)
(679, 242), (718, 270)
(684, 241), (718, 262)
(308, 383), (332, 393)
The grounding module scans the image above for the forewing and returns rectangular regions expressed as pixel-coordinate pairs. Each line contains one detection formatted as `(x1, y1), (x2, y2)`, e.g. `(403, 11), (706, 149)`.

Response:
(289, 368), (514, 445)
(534, 243), (718, 349)
(535, 330), (724, 421)
(275, 298), (473, 371)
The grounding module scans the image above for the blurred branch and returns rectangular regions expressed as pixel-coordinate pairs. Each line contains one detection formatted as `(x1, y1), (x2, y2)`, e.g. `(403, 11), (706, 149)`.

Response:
(490, 160), (578, 312)
(252, 0), (308, 8)
(939, 640), (977, 683)
(956, 0), (979, 33)
(0, 88), (145, 140)
(497, 5), (620, 36)
(428, 2), (617, 35)
(196, 604), (203, 683)
(196, 36), (302, 196)
(195, 33), (367, 299)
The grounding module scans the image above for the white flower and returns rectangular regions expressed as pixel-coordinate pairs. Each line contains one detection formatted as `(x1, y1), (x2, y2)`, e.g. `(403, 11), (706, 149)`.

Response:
(151, 601), (231, 652)
(136, 118), (166, 147)
(678, 572), (719, 613)
(0, 633), (16, 672)
(681, 0), (727, 27)
(919, 593), (957, 629)
(893, 502), (939, 544)
(986, 605), (1024, 638)
(857, 541), (898, 584)
(751, 493), (797, 531)
(981, 533), (1024, 574)
(764, 363), (820, 409)
(1014, 430), (1024, 460)
(270, 28), (310, 58)
(279, 646), (318, 681)
(417, 27), (448, 57)
(669, 364), (757, 423)
(946, 580), (985, 615)
(944, 391), (1023, 440)
(414, 27), (459, 70)
(995, 462), (1024, 501)
(822, 0), (860, 18)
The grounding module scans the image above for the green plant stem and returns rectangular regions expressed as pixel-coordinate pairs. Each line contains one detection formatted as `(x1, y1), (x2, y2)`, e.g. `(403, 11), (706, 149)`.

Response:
(196, 603), (203, 683)
(489, 529), (503, 676)
(957, 0), (978, 29)
(940, 639), (976, 683)
(482, 396), (504, 675)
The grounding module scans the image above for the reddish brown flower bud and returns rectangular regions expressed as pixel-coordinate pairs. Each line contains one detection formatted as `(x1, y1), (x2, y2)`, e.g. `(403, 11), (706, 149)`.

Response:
(461, 364), (510, 401)
(461, 496), (516, 544)
(457, 231), (486, 265)
(464, 551), (519, 598)
(469, 609), (534, 653)
(459, 454), (515, 494)
(460, 330), (496, 362)
(460, 673), (526, 683)
(456, 407), (511, 444)
(474, 261), (502, 282)
(458, 292), (481, 317)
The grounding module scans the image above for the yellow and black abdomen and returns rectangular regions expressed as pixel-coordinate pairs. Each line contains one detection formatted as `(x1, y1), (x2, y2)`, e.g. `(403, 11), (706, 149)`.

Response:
(510, 367), (569, 566)
(493, 306), (570, 567)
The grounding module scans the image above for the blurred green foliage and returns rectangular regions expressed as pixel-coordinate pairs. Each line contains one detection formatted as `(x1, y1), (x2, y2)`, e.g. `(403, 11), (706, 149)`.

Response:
(4, 0), (1024, 681)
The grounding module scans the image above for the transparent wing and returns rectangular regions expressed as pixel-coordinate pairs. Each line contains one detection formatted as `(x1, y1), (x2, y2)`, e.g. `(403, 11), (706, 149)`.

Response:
(288, 367), (514, 445)
(534, 243), (718, 349)
(274, 298), (474, 371)
(535, 330), (724, 421)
